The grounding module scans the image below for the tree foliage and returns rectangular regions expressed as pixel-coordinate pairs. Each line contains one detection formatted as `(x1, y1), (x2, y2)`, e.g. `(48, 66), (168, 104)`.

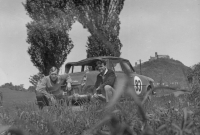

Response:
(27, 86), (36, 92)
(23, 0), (125, 76)
(187, 63), (200, 103)
(187, 62), (200, 84)
(0, 83), (26, 91)
(71, 0), (125, 57)
(23, 0), (75, 75)
(86, 33), (122, 57)
(23, 0), (75, 25)
(26, 21), (74, 75)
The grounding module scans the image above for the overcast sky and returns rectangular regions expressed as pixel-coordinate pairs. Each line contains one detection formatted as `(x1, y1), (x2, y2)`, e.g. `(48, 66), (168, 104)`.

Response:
(0, 0), (200, 88)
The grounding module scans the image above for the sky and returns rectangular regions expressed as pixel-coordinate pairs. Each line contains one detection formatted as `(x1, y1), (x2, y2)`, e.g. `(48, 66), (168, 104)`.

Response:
(0, 0), (200, 88)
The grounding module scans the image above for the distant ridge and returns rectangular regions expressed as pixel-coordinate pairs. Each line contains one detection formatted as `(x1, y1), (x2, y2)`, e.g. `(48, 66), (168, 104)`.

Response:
(134, 58), (190, 89)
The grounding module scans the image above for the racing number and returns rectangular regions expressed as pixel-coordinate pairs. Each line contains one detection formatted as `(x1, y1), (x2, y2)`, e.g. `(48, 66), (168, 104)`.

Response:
(135, 80), (141, 91)
(134, 76), (142, 95)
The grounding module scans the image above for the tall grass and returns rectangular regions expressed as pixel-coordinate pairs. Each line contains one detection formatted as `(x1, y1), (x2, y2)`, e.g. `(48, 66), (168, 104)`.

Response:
(0, 93), (200, 135)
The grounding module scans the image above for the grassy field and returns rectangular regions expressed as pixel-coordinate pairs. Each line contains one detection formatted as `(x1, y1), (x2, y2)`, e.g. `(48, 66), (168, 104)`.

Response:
(0, 88), (36, 107)
(0, 87), (200, 135)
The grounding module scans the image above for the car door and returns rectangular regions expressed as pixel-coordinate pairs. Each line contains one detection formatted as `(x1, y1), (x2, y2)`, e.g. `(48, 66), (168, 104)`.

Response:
(109, 60), (127, 98)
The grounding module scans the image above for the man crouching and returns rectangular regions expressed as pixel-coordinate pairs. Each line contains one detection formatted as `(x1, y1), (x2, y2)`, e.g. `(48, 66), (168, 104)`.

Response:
(35, 67), (72, 109)
(94, 60), (116, 102)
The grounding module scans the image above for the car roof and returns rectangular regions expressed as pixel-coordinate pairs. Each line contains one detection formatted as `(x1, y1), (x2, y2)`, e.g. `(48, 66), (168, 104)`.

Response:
(65, 56), (128, 66)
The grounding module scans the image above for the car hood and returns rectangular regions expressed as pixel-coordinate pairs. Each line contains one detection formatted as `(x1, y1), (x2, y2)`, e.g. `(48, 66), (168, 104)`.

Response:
(131, 73), (154, 82)
(115, 72), (154, 82)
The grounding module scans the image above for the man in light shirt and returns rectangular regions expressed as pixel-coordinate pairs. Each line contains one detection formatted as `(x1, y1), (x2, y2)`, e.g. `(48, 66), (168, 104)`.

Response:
(35, 67), (72, 109)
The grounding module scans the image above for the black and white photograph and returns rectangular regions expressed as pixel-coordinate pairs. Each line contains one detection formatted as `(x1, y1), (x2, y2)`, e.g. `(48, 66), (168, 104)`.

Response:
(0, 0), (200, 134)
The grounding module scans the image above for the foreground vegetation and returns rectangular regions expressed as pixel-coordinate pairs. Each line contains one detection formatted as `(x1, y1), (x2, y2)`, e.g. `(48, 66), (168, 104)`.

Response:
(0, 90), (200, 135)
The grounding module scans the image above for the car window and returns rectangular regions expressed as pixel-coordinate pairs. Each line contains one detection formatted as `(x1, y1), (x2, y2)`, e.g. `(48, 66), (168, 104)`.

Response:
(68, 66), (73, 73)
(113, 63), (123, 71)
(110, 60), (135, 73)
(110, 61), (123, 72)
(122, 61), (135, 73)
(84, 65), (93, 71)
(73, 66), (82, 73)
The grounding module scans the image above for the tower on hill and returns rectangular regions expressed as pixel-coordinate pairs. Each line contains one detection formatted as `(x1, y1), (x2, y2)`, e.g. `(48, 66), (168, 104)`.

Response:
(149, 52), (170, 61)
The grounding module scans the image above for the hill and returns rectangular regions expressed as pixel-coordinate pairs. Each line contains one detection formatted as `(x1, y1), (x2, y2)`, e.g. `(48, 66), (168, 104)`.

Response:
(134, 58), (191, 89)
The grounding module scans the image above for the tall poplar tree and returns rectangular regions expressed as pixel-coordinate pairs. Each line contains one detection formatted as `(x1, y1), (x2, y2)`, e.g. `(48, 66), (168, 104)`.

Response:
(23, 0), (75, 75)
(72, 0), (125, 57)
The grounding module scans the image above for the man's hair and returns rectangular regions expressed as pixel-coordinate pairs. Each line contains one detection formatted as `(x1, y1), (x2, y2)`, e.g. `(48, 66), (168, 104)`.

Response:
(49, 67), (58, 74)
(96, 60), (106, 66)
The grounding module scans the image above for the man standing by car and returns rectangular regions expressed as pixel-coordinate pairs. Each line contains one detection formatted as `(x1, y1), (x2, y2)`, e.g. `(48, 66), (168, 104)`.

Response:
(94, 60), (116, 102)
(35, 67), (72, 109)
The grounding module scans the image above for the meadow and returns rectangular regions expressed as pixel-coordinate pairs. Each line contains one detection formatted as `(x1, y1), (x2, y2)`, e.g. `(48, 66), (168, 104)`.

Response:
(0, 88), (36, 107)
(0, 83), (200, 135)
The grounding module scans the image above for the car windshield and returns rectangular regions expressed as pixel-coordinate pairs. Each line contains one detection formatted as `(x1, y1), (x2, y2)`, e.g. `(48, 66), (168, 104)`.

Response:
(73, 66), (82, 73)
(68, 63), (98, 73)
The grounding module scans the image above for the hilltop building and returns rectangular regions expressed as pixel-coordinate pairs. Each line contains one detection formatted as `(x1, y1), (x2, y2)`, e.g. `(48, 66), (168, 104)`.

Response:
(149, 52), (170, 61)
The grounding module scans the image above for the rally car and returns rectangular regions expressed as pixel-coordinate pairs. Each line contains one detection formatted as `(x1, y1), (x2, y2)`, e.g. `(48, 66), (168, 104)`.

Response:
(64, 56), (155, 100)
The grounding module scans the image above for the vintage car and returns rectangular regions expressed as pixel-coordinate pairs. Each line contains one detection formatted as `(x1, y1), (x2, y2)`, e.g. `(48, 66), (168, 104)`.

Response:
(64, 56), (155, 100)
